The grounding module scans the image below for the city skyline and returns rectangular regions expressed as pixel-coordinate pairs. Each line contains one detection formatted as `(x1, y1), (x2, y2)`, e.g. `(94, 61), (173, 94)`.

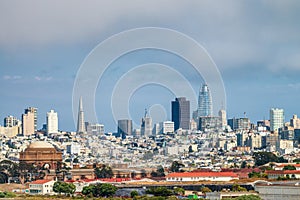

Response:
(1, 1), (300, 131)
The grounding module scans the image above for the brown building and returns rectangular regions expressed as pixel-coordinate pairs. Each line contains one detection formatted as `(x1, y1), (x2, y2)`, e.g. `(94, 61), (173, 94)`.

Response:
(19, 141), (63, 170)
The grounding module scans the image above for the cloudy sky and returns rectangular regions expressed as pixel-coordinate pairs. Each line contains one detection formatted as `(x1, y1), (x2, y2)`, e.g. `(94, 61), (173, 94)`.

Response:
(1, 0), (300, 132)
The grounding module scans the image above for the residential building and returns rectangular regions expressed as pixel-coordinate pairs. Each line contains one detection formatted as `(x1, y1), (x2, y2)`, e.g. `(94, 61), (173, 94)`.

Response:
(219, 109), (227, 128)
(86, 122), (104, 135)
(22, 111), (35, 136)
(25, 107), (37, 132)
(290, 114), (300, 129)
(4, 115), (19, 127)
(172, 97), (190, 130)
(189, 119), (197, 131)
(159, 121), (174, 134)
(46, 110), (58, 135)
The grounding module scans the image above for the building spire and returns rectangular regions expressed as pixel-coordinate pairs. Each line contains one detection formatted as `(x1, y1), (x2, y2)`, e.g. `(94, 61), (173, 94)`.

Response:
(77, 96), (86, 134)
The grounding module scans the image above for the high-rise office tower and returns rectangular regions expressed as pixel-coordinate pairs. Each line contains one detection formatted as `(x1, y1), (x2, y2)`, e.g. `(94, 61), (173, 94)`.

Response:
(141, 109), (152, 137)
(47, 110), (58, 135)
(270, 108), (284, 132)
(118, 119), (132, 139)
(77, 97), (86, 134)
(172, 97), (190, 130)
(22, 111), (35, 135)
(25, 107), (37, 131)
(219, 109), (227, 128)
(197, 84), (213, 117)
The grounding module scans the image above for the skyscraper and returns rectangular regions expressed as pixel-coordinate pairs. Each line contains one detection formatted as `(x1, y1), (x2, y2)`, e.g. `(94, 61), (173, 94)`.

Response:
(47, 109), (58, 134)
(197, 84), (213, 117)
(141, 109), (152, 137)
(118, 119), (132, 139)
(25, 107), (37, 131)
(77, 97), (86, 134)
(172, 97), (190, 130)
(270, 108), (284, 132)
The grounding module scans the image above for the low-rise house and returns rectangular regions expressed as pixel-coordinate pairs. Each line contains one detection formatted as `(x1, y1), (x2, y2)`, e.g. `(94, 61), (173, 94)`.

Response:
(28, 179), (56, 195)
(266, 170), (300, 179)
(166, 172), (239, 182)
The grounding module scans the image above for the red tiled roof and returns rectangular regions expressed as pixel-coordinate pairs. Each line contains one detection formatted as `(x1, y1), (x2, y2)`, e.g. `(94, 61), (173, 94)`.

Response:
(30, 179), (52, 184)
(284, 170), (300, 174)
(277, 164), (300, 167)
(265, 170), (284, 174)
(266, 170), (300, 175)
(166, 172), (238, 178)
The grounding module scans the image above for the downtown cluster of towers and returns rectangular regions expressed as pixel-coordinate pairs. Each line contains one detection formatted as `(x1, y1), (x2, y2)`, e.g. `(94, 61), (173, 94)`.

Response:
(0, 84), (288, 138)
(76, 83), (220, 138)
(0, 107), (58, 137)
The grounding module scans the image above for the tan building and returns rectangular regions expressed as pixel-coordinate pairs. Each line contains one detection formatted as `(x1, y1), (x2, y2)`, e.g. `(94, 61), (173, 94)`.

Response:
(22, 112), (35, 136)
(0, 125), (20, 137)
(19, 141), (62, 170)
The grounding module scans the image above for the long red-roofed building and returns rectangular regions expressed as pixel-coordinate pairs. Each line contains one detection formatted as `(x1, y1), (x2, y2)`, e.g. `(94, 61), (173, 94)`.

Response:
(166, 172), (239, 182)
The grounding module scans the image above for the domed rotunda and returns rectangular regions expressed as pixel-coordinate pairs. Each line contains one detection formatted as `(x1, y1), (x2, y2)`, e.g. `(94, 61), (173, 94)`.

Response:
(19, 141), (62, 169)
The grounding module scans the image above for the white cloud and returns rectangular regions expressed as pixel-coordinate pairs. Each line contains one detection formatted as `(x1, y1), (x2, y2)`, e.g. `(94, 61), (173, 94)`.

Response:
(2, 75), (22, 80)
(34, 76), (53, 81)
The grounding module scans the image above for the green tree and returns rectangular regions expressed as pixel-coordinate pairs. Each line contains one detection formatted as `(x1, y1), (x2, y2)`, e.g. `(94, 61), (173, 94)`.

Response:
(170, 161), (184, 172)
(201, 187), (212, 193)
(141, 169), (147, 178)
(189, 145), (193, 153)
(151, 166), (165, 177)
(232, 184), (247, 192)
(97, 183), (117, 197)
(82, 185), (94, 197)
(146, 187), (173, 196)
(283, 165), (296, 170)
(130, 190), (139, 198)
(73, 157), (79, 163)
(82, 183), (117, 197)
(53, 181), (76, 196)
(241, 161), (247, 169)
(223, 194), (262, 200)
(253, 152), (287, 166)
(94, 165), (113, 178)
(0, 160), (19, 183)
(174, 187), (185, 195)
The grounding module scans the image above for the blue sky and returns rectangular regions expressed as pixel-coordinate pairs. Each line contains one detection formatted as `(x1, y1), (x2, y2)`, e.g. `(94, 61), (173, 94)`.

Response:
(1, 0), (300, 132)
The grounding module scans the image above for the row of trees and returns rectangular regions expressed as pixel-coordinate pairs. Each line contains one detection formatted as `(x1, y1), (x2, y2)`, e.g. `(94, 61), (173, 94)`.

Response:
(146, 187), (185, 197)
(82, 183), (117, 197)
